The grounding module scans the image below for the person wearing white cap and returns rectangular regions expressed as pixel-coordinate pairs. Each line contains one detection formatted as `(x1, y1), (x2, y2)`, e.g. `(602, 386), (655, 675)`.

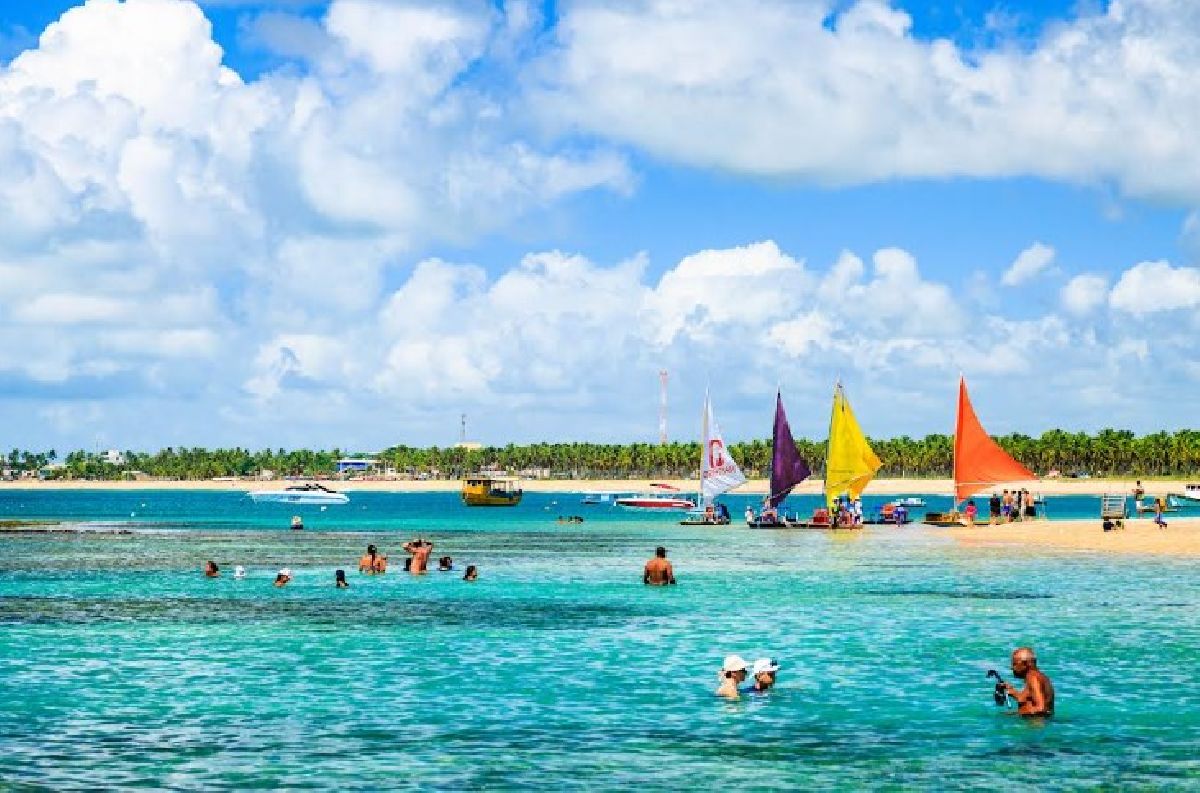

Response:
(274, 568), (292, 587)
(716, 654), (749, 699)
(744, 658), (780, 694)
(234, 565), (246, 579)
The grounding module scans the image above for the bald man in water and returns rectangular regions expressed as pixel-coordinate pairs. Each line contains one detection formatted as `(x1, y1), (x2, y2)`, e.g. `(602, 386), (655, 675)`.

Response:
(1005, 647), (1055, 716)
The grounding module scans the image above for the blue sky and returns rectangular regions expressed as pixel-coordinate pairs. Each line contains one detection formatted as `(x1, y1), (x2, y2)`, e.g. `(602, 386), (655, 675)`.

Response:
(1, 0), (1198, 451)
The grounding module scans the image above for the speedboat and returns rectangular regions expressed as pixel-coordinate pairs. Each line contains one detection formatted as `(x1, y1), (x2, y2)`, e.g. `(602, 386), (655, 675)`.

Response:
(894, 496), (926, 507)
(248, 483), (349, 505)
(581, 491), (623, 505)
(615, 494), (696, 510)
(615, 484), (695, 511)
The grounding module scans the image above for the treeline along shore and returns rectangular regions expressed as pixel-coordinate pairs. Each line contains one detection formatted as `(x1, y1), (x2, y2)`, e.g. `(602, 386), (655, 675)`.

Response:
(4, 428), (1199, 481)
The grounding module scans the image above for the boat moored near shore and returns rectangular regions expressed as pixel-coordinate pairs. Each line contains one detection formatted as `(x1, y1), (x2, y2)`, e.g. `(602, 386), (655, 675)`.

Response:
(462, 475), (523, 506)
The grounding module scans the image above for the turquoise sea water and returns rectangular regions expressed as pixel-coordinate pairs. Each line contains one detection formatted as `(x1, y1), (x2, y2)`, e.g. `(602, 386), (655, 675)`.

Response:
(1, 490), (1198, 790)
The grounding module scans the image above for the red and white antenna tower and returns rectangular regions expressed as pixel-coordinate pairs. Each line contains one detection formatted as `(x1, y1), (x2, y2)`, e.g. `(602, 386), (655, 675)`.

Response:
(658, 369), (669, 445)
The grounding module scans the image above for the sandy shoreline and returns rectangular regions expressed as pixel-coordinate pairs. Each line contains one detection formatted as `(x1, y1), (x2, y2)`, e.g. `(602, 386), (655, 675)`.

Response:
(0, 476), (1179, 496)
(940, 517), (1200, 557)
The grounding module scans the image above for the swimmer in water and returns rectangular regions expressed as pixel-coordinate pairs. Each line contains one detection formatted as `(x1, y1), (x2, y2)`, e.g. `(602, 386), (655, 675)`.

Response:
(643, 546), (676, 586)
(463, 565), (478, 581)
(438, 556), (453, 571)
(359, 544), (379, 574)
(335, 569), (349, 588)
(1003, 647), (1055, 717)
(716, 655), (749, 699)
(204, 561), (219, 578)
(274, 568), (292, 587)
(403, 538), (434, 574)
(744, 658), (779, 694)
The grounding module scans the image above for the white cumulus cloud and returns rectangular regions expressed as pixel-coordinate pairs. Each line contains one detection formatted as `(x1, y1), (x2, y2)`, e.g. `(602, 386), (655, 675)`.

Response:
(1002, 242), (1056, 286)
(1061, 274), (1109, 316)
(1110, 260), (1200, 315)
(531, 0), (1200, 203)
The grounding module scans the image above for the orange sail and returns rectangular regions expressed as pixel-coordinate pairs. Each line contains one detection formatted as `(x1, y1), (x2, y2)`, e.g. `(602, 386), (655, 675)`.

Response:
(953, 377), (1035, 503)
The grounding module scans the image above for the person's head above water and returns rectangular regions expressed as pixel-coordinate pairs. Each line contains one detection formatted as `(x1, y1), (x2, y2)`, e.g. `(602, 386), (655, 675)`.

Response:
(1011, 646), (1038, 678)
(655, 546), (667, 558)
(463, 565), (478, 580)
(751, 658), (779, 689)
(335, 569), (348, 586)
(204, 561), (219, 576)
(722, 654), (749, 681)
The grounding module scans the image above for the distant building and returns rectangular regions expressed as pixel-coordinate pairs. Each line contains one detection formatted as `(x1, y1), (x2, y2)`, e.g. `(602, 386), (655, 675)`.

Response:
(336, 458), (378, 474)
(455, 441), (483, 451)
(102, 449), (126, 466)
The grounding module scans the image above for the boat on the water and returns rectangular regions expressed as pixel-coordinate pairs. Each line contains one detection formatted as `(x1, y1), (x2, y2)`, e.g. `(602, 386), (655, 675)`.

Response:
(462, 475), (523, 506)
(248, 483), (350, 505)
(1175, 484), (1200, 502)
(923, 377), (1036, 526)
(680, 392), (744, 526)
(817, 382), (880, 529)
(747, 391), (812, 528)
(581, 491), (623, 506)
(864, 501), (913, 525)
(894, 496), (925, 507)
(616, 484), (695, 511)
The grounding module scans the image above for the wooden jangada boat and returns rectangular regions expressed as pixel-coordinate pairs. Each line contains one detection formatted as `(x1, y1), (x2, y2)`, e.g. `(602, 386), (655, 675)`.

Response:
(681, 390), (745, 526)
(815, 382), (881, 530)
(923, 377), (1037, 526)
(746, 391), (812, 529)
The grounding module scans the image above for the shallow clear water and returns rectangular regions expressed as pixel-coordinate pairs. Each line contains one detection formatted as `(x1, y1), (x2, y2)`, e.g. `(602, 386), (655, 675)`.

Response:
(1, 490), (1198, 790)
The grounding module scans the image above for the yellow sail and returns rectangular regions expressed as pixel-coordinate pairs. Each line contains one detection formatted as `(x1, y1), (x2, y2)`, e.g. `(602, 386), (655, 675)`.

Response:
(825, 384), (881, 507)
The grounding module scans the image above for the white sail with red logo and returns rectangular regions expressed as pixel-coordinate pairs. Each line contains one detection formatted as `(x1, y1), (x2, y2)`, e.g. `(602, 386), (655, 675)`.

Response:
(699, 391), (746, 505)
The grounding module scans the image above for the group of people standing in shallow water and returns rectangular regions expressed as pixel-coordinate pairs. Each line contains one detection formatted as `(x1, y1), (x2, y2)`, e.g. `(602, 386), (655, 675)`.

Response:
(202, 537), (479, 586)
(205, 540), (1053, 716)
(642, 547), (1054, 715)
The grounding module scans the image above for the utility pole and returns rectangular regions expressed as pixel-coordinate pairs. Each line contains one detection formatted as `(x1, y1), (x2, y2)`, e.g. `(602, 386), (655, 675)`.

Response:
(658, 370), (668, 445)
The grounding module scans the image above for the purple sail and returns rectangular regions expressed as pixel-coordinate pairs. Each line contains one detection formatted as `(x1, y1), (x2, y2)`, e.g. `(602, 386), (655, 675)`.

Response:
(769, 392), (811, 509)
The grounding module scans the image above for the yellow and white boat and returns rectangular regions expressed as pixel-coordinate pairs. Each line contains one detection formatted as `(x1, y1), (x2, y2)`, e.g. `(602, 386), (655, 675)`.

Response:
(461, 475), (523, 507)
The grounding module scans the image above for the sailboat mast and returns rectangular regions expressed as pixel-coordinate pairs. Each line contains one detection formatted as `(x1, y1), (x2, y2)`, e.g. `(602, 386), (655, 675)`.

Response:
(698, 391), (709, 508)
(953, 375), (963, 508)
(826, 381), (839, 506)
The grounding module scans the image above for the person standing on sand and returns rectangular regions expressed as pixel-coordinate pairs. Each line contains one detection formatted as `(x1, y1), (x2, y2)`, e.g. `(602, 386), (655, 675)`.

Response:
(989, 493), (1002, 525)
(1004, 647), (1055, 717)
(1133, 480), (1145, 503)
(963, 500), (978, 526)
(643, 546), (676, 585)
(403, 538), (434, 574)
(1154, 497), (1168, 529)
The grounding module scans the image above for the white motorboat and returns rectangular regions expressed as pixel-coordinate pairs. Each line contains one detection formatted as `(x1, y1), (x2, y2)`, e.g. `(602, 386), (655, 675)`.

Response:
(894, 497), (926, 507)
(615, 484), (695, 511)
(580, 491), (624, 505)
(1176, 484), (1200, 502)
(248, 483), (349, 505)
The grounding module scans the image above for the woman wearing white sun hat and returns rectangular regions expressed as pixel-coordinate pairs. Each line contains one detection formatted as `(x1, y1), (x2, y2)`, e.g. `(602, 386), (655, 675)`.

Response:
(716, 655), (749, 699)
(744, 658), (780, 695)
